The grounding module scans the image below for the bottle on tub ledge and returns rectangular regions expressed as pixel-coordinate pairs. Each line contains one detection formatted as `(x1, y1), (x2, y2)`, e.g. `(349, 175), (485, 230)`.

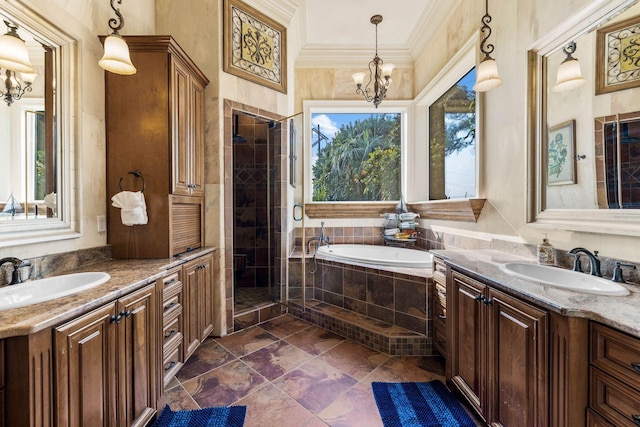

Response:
(537, 234), (556, 265)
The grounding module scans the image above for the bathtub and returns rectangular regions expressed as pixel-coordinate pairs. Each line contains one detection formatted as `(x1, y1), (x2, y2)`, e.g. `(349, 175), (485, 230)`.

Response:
(316, 244), (432, 268)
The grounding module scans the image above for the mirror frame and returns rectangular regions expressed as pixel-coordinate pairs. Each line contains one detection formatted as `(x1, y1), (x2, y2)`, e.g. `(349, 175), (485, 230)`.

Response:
(526, 0), (640, 236)
(0, 2), (79, 246)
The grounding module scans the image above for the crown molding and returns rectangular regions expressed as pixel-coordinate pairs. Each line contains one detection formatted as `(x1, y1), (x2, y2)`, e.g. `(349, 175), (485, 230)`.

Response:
(407, 0), (457, 59)
(295, 45), (414, 69)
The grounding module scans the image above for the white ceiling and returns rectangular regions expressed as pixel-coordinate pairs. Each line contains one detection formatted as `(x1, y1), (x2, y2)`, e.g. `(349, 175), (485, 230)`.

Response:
(245, 0), (453, 68)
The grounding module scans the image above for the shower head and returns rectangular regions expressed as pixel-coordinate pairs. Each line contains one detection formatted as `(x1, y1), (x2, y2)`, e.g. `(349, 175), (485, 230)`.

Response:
(268, 120), (276, 129)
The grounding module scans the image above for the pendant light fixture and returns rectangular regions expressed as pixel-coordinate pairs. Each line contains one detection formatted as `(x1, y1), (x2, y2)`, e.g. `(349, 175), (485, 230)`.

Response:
(352, 15), (394, 108)
(0, 20), (34, 74)
(99, 0), (136, 75)
(473, 0), (503, 92)
(552, 42), (586, 92)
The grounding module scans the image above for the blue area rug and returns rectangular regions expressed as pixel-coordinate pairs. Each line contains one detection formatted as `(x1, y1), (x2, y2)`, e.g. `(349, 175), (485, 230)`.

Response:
(151, 405), (246, 427)
(372, 381), (475, 427)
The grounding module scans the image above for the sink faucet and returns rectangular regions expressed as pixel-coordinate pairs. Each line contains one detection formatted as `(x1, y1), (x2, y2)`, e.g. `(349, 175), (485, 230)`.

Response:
(0, 257), (28, 285)
(567, 248), (602, 277)
(306, 221), (330, 254)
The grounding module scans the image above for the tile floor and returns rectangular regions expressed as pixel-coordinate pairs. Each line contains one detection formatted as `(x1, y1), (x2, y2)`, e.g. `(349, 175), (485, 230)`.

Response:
(164, 314), (481, 427)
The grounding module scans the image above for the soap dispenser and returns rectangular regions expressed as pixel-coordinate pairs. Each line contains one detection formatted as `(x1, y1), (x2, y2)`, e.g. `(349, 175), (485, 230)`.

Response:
(537, 234), (555, 265)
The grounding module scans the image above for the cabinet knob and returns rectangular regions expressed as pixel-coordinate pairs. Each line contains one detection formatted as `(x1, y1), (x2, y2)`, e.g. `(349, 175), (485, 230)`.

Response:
(164, 301), (176, 311)
(437, 314), (446, 320)
(632, 362), (640, 374)
(165, 361), (177, 371)
(632, 414), (640, 426)
(110, 314), (122, 324)
(474, 294), (485, 303)
(164, 329), (176, 339)
(120, 309), (132, 318)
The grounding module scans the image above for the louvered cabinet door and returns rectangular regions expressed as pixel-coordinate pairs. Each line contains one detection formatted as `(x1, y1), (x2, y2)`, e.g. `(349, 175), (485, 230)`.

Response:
(170, 195), (203, 256)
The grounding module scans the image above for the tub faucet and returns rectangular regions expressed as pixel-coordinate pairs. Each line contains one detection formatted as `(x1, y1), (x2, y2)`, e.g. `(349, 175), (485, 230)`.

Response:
(567, 247), (602, 277)
(0, 257), (27, 285)
(306, 221), (330, 254)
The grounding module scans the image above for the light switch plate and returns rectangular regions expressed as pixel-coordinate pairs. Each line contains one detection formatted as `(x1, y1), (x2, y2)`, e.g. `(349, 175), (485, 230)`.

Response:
(97, 215), (106, 232)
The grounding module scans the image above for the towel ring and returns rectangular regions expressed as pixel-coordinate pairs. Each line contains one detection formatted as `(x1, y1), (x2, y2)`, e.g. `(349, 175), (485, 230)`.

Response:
(119, 170), (146, 192)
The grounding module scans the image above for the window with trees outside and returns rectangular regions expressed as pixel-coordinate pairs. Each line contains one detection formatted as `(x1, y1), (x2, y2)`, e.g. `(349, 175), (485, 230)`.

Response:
(310, 109), (403, 202)
(428, 68), (476, 200)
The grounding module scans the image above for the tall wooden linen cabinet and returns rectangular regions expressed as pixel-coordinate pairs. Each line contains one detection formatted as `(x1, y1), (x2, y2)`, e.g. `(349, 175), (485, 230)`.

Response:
(105, 36), (209, 259)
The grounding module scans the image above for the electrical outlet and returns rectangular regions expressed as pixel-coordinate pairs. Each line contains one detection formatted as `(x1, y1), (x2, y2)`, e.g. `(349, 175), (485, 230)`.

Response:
(97, 215), (106, 233)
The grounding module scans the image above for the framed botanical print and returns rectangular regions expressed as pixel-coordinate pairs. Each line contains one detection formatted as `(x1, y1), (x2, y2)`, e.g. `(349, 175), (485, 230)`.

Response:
(596, 14), (640, 95)
(547, 120), (576, 186)
(223, 0), (287, 93)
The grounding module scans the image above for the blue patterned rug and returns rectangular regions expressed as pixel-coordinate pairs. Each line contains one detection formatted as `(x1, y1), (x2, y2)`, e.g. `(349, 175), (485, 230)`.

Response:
(151, 405), (246, 427)
(372, 381), (476, 427)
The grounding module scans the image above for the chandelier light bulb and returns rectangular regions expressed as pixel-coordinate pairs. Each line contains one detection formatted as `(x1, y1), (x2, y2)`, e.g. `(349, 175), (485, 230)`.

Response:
(0, 21), (35, 74)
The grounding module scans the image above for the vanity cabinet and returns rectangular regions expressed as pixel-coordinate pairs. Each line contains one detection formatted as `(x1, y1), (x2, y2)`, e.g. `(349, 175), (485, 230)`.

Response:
(588, 322), (640, 426)
(105, 35), (209, 259)
(54, 282), (159, 427)
(183, 253), (214, 359)
(447, 268), (548, 426)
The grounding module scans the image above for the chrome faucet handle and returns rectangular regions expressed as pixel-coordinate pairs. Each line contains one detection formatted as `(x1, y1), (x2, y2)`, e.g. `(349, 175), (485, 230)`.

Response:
(611, 261), (637, 283)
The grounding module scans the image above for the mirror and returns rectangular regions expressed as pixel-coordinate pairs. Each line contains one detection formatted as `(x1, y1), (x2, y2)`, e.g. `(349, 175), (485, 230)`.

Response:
(527, 0), (640, 235)
(0, 3), (78, 244)
(0, 15), (55, 220)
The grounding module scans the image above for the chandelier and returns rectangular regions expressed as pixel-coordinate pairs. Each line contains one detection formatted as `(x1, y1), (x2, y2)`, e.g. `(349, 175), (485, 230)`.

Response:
(352, 15), (394, 108)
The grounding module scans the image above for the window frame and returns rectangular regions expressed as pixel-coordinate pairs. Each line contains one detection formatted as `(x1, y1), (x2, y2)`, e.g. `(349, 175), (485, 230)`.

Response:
(303, 100), (411, 206)
(413, 36), (483, 203)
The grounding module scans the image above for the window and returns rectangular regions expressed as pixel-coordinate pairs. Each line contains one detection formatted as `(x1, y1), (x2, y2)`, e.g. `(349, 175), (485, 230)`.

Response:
(428, 68), (476, 200)
(306, 102), (407, 202)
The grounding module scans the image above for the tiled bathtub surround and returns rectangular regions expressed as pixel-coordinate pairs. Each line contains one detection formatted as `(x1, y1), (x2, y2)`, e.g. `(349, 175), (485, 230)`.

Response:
(288, 256), (434, 356)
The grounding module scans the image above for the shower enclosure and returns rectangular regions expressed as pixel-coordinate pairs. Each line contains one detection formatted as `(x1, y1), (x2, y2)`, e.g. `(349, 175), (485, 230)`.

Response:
(231, 111), (286, 329)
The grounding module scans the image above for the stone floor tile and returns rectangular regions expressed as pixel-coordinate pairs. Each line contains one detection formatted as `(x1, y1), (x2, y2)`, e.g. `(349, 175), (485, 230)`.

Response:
(317, 340), (389, 380)
(285, 325), (345, 356)
(176, 339), (236, 381)
(241, 340), (313, 381)
(216, 326), (279, 357)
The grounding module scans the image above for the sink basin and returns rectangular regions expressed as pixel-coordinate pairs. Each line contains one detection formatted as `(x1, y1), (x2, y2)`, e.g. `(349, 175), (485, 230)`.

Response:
(0, 272), (111, 311)
(500, 262), (629, 296)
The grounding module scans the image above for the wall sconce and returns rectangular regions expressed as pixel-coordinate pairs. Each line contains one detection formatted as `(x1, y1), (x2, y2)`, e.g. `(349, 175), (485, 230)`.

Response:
(99, 0), (136, 75)
(1, 68), (37, 106)
(473, 0), (503, 92)
(552, 42), (586, 92)
(0, 20), (34, 74)
(352, 15), (394, 108)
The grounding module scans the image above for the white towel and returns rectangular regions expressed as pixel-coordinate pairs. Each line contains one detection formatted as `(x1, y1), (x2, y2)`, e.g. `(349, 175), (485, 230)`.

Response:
(111, 191), (148, 226)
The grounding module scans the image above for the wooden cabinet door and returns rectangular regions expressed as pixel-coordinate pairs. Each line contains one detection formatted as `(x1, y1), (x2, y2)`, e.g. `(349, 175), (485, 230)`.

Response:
(171, 57), (191, 196)
(55, 304), (117, 427)
(189, 77), (205, 197)
(183, 260), (201, 359)
(448, 270), (487, 419)
(116, 283), (159, 427)
(486, 287), (548, 427)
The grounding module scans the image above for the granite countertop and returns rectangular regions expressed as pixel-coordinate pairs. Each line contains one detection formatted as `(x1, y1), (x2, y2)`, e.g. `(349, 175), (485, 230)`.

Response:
(431, 249), (640, 339)
(0, 247), (216, 339)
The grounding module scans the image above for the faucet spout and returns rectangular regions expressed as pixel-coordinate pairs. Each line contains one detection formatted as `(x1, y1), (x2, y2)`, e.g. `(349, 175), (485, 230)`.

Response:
(567, 248), (602, 277)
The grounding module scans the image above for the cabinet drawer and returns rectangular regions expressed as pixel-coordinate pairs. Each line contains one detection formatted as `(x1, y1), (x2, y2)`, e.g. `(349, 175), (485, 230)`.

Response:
(163, 282), (182, 314)
(433, 258), (446, 286)
(590, 367), (640, 427)
(163, 337), (183, 386)
(591, 322), (640, 389)
(163, 306), (182, 351)
(433, 319), (447, 357)
(434, 283), (446, 317)
(587, 408), (616, 427)
(162, 269), (181, 289)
